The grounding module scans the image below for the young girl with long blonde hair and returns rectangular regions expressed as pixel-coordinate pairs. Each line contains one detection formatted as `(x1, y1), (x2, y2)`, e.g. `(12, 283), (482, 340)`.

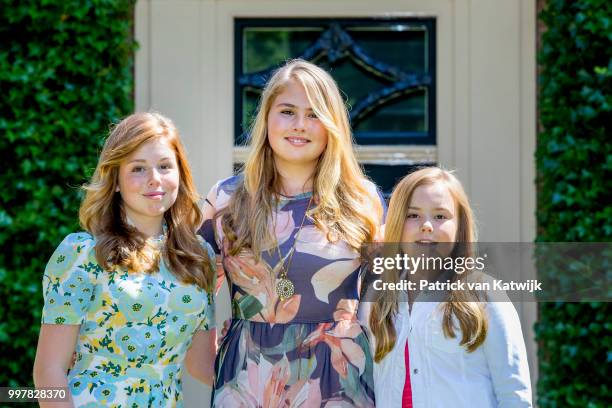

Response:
(201, 59), (384, 406)
(33, 112), (217, 407)
(362, 167), (532, 407)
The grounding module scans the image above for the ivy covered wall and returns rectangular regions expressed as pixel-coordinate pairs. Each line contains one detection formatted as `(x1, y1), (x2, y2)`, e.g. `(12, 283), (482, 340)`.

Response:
(0, 0), (136, 388)
(535, 0), (611, 406)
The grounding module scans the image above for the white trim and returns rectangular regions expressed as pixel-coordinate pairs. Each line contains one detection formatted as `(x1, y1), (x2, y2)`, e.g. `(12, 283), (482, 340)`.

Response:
(233, 145), (437, 165)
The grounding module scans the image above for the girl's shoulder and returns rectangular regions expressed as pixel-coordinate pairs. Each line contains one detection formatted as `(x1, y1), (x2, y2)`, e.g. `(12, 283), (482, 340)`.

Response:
(52, 232), (97, 260)
(44, 232), (99, 286)
(360, 178), (379, 194)
(210, 174), (243, 209)
(360, 178), (387, 218)
(216, 174), (243, 194)
(467, 271), (513, 303)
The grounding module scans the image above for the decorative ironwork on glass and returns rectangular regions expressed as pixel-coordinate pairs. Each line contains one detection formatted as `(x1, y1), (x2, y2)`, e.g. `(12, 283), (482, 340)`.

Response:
(235, 18), (436, 145)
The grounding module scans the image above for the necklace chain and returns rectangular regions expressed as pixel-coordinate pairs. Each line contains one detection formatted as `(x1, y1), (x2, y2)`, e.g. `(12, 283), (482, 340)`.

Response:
(272, 196), (313, 300)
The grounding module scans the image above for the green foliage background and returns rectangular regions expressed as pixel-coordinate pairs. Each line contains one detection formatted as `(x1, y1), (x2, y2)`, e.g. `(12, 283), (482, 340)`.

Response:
(536, 0), (611, 406)
(0, 0), (610, 405)
(0, 0), (136, 387)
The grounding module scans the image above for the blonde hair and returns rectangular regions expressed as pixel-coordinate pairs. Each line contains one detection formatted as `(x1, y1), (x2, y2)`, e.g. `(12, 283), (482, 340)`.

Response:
(370, 167), (487, 362)
(220, 59), (382, 257)
(79, 112), (214, 291)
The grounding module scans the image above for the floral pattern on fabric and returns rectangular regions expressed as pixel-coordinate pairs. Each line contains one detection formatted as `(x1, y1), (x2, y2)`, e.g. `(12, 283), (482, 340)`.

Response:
(41, 233), (215, 408)
(205, 175), (379, 407)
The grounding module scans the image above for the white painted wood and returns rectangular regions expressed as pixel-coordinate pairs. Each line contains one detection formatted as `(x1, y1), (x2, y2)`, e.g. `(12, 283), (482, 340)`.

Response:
(468, 0), (521, 242)
(134, 0), (150, 111)
(447, 0), (471, 190)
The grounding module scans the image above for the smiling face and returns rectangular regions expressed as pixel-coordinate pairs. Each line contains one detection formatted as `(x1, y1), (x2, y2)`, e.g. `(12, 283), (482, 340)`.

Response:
(401, 182), (458, 244)
(267, 79), (328, 170)
(117, 137), (179, 235)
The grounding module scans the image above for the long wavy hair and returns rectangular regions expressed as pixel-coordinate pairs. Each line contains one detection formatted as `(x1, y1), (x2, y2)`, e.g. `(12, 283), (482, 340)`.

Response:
(79, 112), (214, 291)
(370, 167), (487, 362)
(219, 59), (382, 257)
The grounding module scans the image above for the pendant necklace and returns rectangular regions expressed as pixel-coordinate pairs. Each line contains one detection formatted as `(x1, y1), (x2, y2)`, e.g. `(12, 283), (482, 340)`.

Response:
(273, 196), (313, 301)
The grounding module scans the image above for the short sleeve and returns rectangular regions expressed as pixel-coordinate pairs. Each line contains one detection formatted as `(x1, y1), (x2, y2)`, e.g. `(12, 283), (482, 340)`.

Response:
(362, 179), (388, 224)
(199, 294), (216, 331)
(42, 233), (97, 325)
(377, 188), (388, 222)
(199, 181), (221, 254)
(199, 177), (237, 255)
(197, 238), (217, 331)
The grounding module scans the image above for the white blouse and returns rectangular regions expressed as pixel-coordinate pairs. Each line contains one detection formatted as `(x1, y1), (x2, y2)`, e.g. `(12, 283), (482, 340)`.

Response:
(359, 292), (532, 408)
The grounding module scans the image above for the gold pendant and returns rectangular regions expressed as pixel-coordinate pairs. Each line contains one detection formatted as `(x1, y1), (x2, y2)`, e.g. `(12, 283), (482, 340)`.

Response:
(276, 278), (295, 301)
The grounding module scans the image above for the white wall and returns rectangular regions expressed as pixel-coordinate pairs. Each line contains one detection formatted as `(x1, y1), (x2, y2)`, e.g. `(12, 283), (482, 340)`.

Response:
(135, 0), (537, 405)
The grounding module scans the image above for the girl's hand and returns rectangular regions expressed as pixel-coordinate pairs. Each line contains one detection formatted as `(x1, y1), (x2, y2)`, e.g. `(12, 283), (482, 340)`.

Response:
(220, 319), (231, 340)
(70, 352), (77, 369)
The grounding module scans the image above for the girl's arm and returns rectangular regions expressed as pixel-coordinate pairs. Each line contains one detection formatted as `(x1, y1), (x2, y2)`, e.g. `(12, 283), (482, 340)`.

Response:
(33, 324), (80, 408)
(185, 328), (218, 386)
(483, 301), (533, 407)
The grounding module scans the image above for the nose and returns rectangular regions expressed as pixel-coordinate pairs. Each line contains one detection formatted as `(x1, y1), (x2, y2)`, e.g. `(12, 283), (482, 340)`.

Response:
(293, 114), (306, 132)
(148, 168), (162, 186)
(421, 220), (433, 233)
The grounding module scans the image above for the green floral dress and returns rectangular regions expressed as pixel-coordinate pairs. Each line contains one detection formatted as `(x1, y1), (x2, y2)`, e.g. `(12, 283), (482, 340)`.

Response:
(41, 232), (216, 408)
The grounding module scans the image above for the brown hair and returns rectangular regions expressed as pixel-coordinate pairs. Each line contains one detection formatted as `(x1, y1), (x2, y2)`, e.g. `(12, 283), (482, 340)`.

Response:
(370, 167), (487, 362)
(219, 59), (382, 257)
(79, 112), (214, 291)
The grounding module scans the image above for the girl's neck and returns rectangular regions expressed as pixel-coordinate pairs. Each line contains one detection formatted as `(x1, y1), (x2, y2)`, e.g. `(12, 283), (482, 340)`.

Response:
(274, 158), (316, 196)
(125, 213), (164, 238)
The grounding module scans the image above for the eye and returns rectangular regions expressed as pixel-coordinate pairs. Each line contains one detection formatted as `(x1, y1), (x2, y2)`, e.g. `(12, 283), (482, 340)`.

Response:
(307, 112), (318, 119)
(407, 213), (419, 219)
(434, 214), (449, 220)
(131, 166), (145, 173)
(159, 163), (173, 170)
(280, 110), (294, 115)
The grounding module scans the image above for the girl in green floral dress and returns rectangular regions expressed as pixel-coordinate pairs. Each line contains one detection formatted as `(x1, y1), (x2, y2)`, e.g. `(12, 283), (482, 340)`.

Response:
(33, 112), (217, 408)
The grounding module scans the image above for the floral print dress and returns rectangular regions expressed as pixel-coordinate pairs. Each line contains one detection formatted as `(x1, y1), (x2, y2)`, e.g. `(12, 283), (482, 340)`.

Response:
(204, 176), (381, 407)
(41, 233), (216, 407)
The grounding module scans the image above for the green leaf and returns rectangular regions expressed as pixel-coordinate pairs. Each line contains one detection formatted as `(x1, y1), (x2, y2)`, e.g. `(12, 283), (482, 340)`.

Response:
(235, 295), (264, 319)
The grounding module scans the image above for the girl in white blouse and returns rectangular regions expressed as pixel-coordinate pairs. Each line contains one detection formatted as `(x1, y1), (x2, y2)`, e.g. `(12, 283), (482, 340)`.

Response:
(361, 167), (532, 407)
